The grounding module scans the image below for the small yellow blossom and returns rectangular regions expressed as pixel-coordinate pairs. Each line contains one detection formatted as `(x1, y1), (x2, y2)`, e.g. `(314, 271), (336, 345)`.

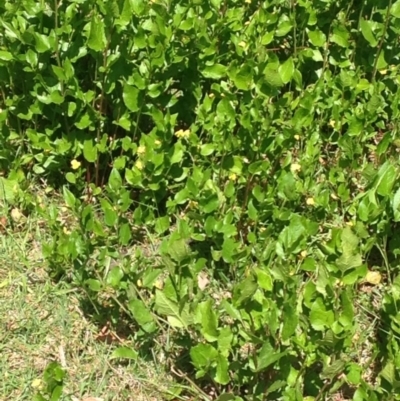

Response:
(290, 163), (301, 172)
(300, 250), (307, 258)
(345, 221), (354, 227)
(71, 159), (81, 170)
(135, 160), (143, 170)
(294, 134), (300, 140)
(10, 208), (22, 222)
(63, 226), (71, 235)
(245, 0), (251, 3)
(155, 279), (163, 289)
(238, 41), (247, 48)
(329, 120), (336, 128)
(379, 69), (387, 75)
(137, 279), (143, 287)
(306, 197), (315, 206)
(137, 145), (146, 155)
(175, 129), (190, 139)
(331, 193), (339, 200)
(229, 173), (237, 181)
(31, 379), (42, 389)
(365, 271), (382, 285)
(154, 139), (161, 146)
(209, 93), (215, 99)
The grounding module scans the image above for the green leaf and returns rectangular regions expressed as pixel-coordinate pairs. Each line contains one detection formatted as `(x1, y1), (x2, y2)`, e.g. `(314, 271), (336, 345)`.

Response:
(307, 28), (326, 47)
(394, 189), (400, 221)
(281, 302), (298, 341)
(154, 290), (191, 328)
(321, 360), (345, 380)
(360, 19), (378, 47)
(279, 57), (294, 84)
(0, 51), (13, 61)
(87, 15), (107, 52)
(108, 168), (122, 191)
(346, 363), (362, 385)
(123, 84), (140, 112)
(391, 0), (400, 18)
(331, 25), (349, 47)
(375, 162), (397, 196)
(0, 177), (18, 204)
(106, 266), (124, 287)
(198, 300), (219, 342)
(83, 139), (97, 163)
(254, 267), (273, 291)
(310, 298), (334, 331)
(215, 354), (230, 385)
(63, 186), (76, 208)
(200, 144), (215, 156)
(254, 342), (289, 372)
(85, 279), (102, 291)
(34, 33), (51, 53)
(233, 276), (257, 306)
(190, 343), (218, 368)
(202, 64), (226, 79)
(110, 346), (138, 360)
(380, 361), (395, 385)
(155, 216), (170, 234)
(218, 327), (233, 356)
(119, 223), (132, 245)
(128, 299), (154, 326)
(168, 238), (190, 262)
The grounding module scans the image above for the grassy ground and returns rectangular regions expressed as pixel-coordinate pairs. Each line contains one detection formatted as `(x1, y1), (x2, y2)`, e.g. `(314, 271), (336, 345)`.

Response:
(0, 213), (179, 401)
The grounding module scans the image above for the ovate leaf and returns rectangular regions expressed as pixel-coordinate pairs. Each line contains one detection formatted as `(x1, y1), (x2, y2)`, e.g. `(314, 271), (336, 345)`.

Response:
(391, 0), (400, 18)
(87, 15), (107, 51)
(360, 19), (378, 47)
(279, 57), (294, 84)
(190, 344), (218, 368)
(123, 84), (140, 112)
(202, 64), (226, 79)
(110, 346), (138, 360)
(154, 290), (191, 328)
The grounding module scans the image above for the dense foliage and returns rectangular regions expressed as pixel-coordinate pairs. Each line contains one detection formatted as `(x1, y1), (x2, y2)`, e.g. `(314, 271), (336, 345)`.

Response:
(2, 0), (400, 399)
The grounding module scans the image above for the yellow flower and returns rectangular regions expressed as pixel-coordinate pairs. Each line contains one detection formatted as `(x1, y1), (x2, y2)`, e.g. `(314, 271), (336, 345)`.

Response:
(329, 120), (336, 128)
(245, 0), (251, 3)
(300, 250), (307, 258)
(238, 41), (247, 48)
(175, 129), (190, 139)
(306, 197), (315, 206)
(137, 145), (146, 155)
(155, 279), (163, 289)
(229, 173), (237, 181)
(31, 378), (42, 389)
(154, 139), (161, 146)
(71, 159), (81, 170)
(290, 163), (301, 172)
(209, 93), (215, 99)
(365, 271), (382, 285)
(294, 134), (300, 140)
(135, 160), (143, 170)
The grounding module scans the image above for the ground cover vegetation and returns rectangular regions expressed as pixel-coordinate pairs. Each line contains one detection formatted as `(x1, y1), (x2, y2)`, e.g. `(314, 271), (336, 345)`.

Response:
(1, 0), (400, 399)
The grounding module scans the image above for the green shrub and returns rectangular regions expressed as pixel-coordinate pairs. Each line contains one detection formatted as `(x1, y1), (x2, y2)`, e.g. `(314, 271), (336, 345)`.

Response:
(2, 0), (400, 399)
